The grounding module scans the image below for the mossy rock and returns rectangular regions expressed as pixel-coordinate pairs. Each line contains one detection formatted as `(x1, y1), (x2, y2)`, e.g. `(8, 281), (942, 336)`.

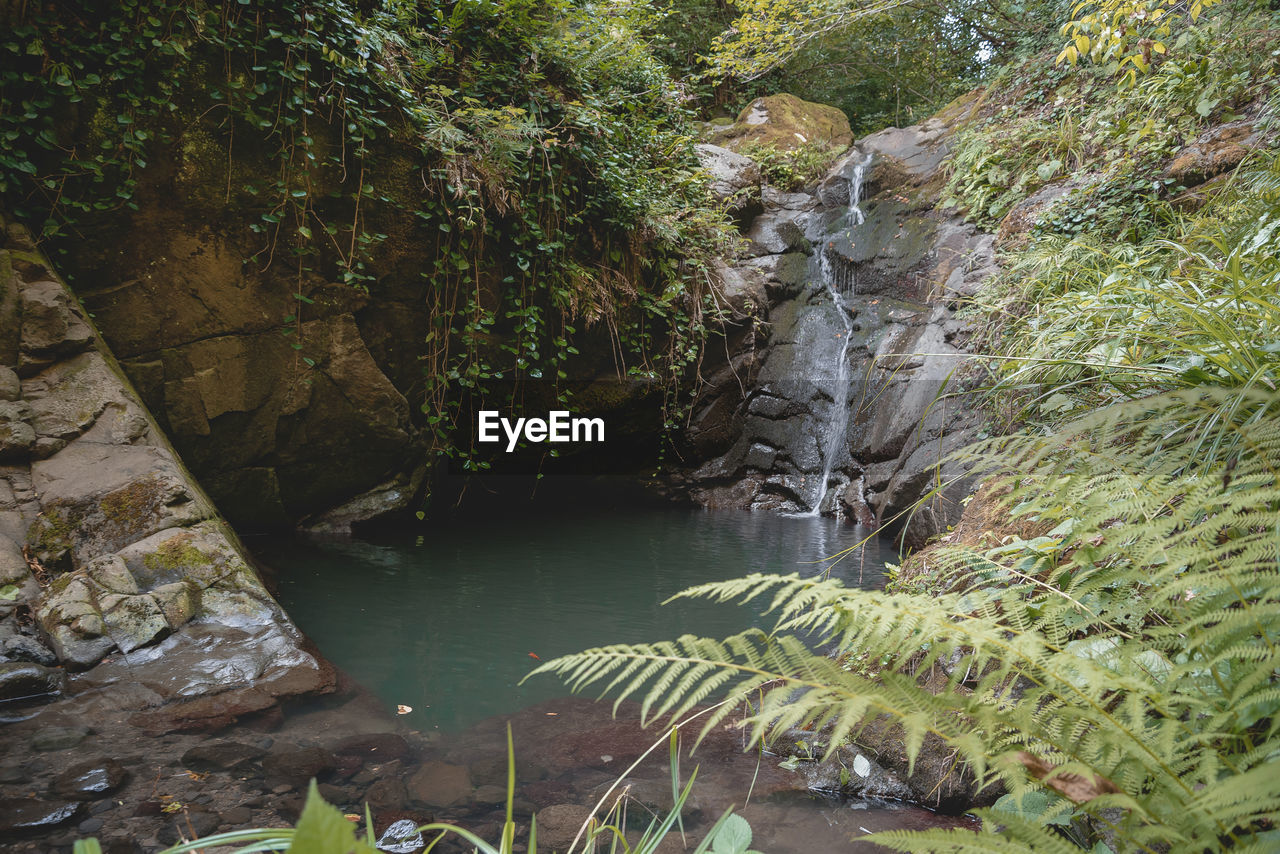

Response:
(709, 94), (852, 154)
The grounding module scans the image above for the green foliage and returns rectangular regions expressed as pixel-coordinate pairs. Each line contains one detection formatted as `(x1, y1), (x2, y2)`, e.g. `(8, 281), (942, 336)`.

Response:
(736, 141), (837, 192)
(967, 128), (1280, 424)
(944, 10), (1276, 232)
(534, 385), (1280, 850)
(652, 0), (995, 134)
(1058, 0), (1225, 84)
(0, 0), (736, 475)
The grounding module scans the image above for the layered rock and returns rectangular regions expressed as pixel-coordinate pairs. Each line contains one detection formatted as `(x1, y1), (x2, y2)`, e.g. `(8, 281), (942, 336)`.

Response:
(682, 97), (995, 548)
(0, 216), (331, 722)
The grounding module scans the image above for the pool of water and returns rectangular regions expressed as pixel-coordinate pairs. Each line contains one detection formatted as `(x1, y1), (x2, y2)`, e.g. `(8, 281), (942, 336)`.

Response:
(253, 505), (892, 733)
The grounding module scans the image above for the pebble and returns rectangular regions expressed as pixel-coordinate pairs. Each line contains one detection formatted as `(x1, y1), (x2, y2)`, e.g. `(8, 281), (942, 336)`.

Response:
(52, 758), (129, 798)
(78, 817), (105, 834)
(89, 799), (118, 815)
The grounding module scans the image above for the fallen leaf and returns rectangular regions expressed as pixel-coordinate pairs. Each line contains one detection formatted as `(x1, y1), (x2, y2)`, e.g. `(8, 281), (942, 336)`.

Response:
(1017, 751), (1119, 803)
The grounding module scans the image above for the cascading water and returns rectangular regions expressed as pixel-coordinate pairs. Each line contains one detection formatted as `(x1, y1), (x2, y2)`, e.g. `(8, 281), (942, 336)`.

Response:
(807, 150), (873, 515)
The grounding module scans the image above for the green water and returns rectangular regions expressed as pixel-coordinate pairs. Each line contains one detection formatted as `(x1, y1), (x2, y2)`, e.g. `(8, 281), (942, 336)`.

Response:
(255, 505), (892, 732)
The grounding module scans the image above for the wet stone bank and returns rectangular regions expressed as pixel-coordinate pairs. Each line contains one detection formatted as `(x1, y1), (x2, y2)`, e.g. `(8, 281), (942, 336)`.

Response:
(1, 692), (977, 852)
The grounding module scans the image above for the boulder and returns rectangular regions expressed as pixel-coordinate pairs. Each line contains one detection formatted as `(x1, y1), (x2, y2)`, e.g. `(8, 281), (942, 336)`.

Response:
(857, 117), (952, 183)
(534, 803), (593, 850)
(263, 746), (336, 788)
(0, 366), (19, 401)
(51, 758), (129, 799)
(18, 279), (93, 371)
(0, 532), (28, 585)
(695, 143), (761, 202)
(1163, 119), (1263, 187)
(709, 94), (852, 153)
(804, 746), (912, 801)
(406, 760), (472, 807)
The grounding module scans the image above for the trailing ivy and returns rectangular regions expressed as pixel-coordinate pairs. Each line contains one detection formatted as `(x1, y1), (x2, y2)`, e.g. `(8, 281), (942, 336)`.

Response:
(0, 0), (735, 481)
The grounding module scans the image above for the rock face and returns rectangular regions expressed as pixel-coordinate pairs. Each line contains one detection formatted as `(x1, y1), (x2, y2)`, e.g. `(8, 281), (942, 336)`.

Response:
(73, 246), (417, 529)
(0, 217), (331, 716)
(679, 97), (993, 548)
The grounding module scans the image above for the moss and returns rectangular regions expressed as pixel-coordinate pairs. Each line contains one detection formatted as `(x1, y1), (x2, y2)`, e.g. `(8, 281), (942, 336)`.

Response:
(142, 533), (216, 575)
(710, 94), (853, 153)
(47, 571), (76, 596)
(99, 476), (165, 529)
(28, 504), (78, 558)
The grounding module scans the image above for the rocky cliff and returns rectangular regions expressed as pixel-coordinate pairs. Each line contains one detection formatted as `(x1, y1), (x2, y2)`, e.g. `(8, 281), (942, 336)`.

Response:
(0, 217), (331, 733)
(678, 94), (999, 547)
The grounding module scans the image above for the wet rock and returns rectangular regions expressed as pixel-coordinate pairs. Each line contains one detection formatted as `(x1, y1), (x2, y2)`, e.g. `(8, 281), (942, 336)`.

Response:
(263, 746), (336, 788)
(471, 784), (508, 805)
(856, 118), (952, 184)
(332, 732), (410, 761)
(78, 816), (105, 834)
(406, 760), (472, 807)
(0, 661), (67, 702)
(31, 725), (89, 751)
(181, 741), (267, 773)
(377, 818), (426, 854)
(0, 796), (81, 832)
(1, 631), (56, 666)
(0, 764), (28, 783)
(365, 777), (410, 811)
(150, 580), (201, 628)
(300, 469), (422, 535)
(534, 803), (592, 850)
(156, 806), (220, 844)
(317, 782), (351, 805)
(854, 717), (1003, 812)
(35, 572), (115, 669)
(805, 748), (911, 800)
(51, 758), (129, 799)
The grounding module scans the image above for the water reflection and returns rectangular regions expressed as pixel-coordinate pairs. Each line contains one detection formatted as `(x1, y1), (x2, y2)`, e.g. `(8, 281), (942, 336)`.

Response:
(256, 506), (893, 732)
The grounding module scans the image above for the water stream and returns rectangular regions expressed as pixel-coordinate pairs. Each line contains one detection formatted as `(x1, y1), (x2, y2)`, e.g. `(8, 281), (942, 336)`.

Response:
(808, 151), (873, 515)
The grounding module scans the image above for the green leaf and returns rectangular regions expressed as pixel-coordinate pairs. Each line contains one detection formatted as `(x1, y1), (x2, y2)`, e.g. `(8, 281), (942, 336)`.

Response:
(708, 814), (753, 854)
(287, 781), (376, 853)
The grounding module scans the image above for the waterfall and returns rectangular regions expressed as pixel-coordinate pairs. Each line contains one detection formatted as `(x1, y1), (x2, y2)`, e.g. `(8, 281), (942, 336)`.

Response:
(807, 150), (872, 515)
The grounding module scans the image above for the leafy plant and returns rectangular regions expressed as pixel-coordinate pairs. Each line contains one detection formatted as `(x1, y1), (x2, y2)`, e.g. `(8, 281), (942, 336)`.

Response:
(533, 386), (1280, 851)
